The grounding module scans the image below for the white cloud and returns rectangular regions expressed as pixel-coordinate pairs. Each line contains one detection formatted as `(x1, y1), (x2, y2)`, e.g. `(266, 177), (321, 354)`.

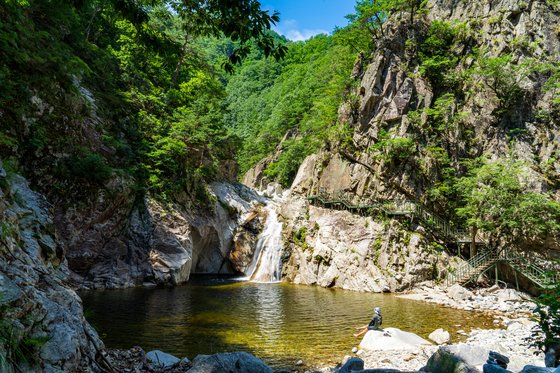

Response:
(273, 19), (328, 41)
(285, 28), (328, 41)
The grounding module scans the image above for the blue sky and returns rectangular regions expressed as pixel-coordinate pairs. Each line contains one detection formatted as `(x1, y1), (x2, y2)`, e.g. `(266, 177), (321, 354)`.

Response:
(262, 0), (356, 41)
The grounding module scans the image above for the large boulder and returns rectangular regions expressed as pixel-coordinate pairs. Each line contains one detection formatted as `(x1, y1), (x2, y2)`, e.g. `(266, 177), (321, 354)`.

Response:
(189, 352), (272, 373)
(425, 344), (489, 373)
(429, 328), (451, 345)
(359, 328), (432, 351)
(495, 289), (523, 302)
(447, 284), (474, 302)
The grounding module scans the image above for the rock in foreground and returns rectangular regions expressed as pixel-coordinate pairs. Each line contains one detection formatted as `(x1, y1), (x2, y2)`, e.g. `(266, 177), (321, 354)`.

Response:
(429, 328), (451, 345)
(360, 328), (432, 351)
(189, 352), (272, 373)
(147, 349), (181, 368)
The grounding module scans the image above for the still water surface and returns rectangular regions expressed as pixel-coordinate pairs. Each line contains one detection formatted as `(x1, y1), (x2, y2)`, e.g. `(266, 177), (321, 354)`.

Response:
(81, 277), (496, 368)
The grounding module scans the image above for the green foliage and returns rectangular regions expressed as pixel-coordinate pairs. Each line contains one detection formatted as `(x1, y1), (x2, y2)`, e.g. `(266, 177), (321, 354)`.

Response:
(0, 0), (286, 203)
(293, 226), (309, 251)
(342, 0), (391, 53)
(66, 151), (113, 184)
(418, 21), (459, 88)
(264, 140), (308, 188)
(224, 33), (355, 184)
(169, 0), (287, 73)
(370, 130), (416, 162)
(471, 52), (539, 112)
(532, 280), (560, 353)
(456, 158), (560, 247)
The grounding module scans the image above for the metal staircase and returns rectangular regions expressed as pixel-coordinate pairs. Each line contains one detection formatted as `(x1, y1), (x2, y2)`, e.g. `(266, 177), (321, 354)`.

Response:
(308, 189), (559, 290)
(447, 249), (500, 286)
(447, 247), (559, 288)
(499, 250), (560, 289)
(307, 189), (481, 244)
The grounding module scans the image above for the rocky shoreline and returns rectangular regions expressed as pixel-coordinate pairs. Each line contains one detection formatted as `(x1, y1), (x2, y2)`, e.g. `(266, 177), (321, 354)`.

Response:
(397, 282), (536, 316)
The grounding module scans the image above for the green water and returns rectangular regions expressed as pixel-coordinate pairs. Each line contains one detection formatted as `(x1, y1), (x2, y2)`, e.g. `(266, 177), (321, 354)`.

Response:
(80, 277), (496, 369)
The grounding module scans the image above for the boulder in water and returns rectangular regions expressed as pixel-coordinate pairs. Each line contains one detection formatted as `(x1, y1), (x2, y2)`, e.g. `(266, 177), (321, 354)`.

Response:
(189, 352), (272, 373)
(359, 327), (432, 351)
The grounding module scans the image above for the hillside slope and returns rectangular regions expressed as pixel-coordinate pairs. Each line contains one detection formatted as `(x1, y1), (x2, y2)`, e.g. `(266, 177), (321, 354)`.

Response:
(242, 0), (560, 290)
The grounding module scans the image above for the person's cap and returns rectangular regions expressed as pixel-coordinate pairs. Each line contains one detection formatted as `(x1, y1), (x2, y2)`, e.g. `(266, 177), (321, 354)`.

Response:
(374, 307), (380, 313)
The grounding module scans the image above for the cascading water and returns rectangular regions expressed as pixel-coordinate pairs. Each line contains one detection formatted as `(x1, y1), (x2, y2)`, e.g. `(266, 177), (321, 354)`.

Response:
(244, 202), (284, 282)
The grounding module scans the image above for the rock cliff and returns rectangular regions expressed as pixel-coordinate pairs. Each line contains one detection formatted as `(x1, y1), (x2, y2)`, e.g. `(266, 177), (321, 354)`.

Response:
(64, 181), (266, 289)
(244, 0), (560, 290)
(0, 166), (102, 372)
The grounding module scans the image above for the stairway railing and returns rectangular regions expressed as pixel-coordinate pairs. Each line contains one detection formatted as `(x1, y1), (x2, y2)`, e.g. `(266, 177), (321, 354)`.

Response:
(308, 190), (482, 244)
(308, 189), (558, 290)
(447, 248), (500, 286)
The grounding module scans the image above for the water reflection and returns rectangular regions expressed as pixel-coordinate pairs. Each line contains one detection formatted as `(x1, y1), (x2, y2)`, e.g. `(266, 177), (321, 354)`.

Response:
(80, 279), (497, 368)
(254, 284), (283, 343)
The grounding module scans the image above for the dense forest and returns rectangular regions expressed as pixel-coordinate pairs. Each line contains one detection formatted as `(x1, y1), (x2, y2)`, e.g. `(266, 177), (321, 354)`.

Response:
(0, 0), (367, 200)
(2, 0), (560, 260)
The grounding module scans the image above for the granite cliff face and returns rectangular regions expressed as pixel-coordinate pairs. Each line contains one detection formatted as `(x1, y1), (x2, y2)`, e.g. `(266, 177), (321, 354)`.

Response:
(62, 181), (267, 289)
(244, 0), (560, 290)
(0, 165), (102, 372)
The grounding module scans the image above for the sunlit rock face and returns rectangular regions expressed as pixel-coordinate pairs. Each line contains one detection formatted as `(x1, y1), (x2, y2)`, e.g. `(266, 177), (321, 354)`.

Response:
(0, 171), (101, 372)
(242, 0), (560, 290)
(280, 194), (456, 292)
(64, 181), (267, 289)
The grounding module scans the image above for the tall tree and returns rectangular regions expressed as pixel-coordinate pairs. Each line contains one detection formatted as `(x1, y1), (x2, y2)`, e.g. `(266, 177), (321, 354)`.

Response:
(169, 0), (287, 75)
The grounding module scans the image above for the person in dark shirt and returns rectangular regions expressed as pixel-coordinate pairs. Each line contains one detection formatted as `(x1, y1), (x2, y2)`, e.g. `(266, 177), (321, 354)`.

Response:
(354, 306), (382, 337)
(368, 307), (382, 330)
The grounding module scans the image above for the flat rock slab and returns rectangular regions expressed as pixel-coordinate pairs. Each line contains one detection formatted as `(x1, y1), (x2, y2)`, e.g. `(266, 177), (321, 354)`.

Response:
(359, 328), (432, 351)
(146, 350), (180, 368)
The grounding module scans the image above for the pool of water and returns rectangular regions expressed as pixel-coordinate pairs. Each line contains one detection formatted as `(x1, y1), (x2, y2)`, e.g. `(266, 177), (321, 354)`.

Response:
(80, 277), (496, 369)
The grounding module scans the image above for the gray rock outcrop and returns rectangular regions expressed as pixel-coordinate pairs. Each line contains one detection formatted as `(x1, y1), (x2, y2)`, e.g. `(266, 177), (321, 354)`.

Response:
(67, 181), (267, 289)
(425, 344), (489, 373)
(281, 196), (451, 292)
(0, 174), (102, 372)
(189, 352), (272, 373)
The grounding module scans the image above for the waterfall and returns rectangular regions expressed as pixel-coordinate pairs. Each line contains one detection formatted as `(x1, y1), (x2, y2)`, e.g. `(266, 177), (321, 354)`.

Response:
(244, 202), (284, 283)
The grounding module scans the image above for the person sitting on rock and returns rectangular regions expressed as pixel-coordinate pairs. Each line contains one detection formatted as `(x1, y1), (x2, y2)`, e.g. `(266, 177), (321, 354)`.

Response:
(368, 307), (382, 330)
(354, 307), (382, 337)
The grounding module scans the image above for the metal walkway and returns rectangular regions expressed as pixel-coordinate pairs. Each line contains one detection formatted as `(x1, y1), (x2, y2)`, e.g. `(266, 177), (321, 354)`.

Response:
(307, 189), (559, 290)
(447, 248), (560, 289)
(307, 189), (480, 244)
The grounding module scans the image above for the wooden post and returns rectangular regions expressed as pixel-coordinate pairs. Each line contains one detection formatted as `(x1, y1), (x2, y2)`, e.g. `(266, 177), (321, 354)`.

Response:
(495, 264), (498, 286)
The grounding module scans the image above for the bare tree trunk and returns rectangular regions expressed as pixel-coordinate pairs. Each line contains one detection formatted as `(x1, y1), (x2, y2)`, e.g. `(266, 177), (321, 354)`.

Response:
(172, 33), (190, 85)
(85, 5), (102, 42)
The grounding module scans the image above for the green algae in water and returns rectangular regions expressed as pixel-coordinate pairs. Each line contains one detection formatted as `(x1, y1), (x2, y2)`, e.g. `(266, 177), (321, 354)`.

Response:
(80, 278), (497, 369)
